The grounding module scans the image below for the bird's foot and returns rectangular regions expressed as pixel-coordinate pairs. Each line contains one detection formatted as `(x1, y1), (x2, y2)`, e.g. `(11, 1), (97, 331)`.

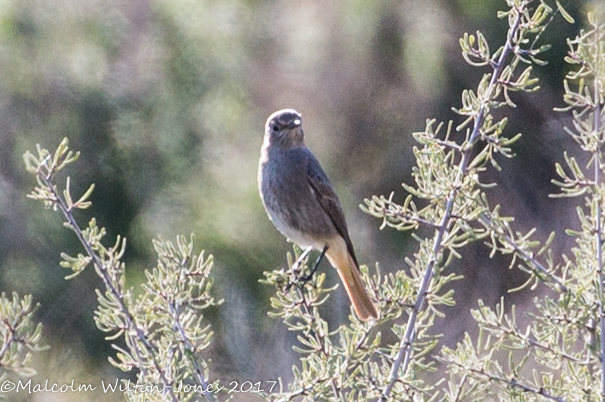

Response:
(300, 245), (327, 282)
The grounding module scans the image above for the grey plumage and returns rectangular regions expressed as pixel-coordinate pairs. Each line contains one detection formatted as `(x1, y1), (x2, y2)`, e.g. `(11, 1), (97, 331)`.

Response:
(258, 109), (378, 320)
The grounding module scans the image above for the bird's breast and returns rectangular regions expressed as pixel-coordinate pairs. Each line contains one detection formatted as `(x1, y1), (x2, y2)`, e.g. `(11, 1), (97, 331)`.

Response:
(258, 148), (333, 249)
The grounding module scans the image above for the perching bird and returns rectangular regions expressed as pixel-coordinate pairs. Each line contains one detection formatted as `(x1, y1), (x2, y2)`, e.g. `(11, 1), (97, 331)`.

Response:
(258, 109), (378, 320)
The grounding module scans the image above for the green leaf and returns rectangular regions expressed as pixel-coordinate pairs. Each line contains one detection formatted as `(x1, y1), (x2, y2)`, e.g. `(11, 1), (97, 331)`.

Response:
(556, 0), (575, 24)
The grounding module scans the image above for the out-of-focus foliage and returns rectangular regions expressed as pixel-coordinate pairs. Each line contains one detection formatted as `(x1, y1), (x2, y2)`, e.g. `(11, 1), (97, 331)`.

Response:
(0, 292), (45, 377)
(0, 0), (604, 400)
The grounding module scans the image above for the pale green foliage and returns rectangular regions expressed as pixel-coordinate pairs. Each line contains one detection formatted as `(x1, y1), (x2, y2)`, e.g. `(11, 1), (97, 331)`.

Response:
(15, 1), (605, 402)
(261, 247), (434, 400)
(362, 0), (568, 399)
(24, 139), (221, 402)
(441, 13), (605, 402)
(0, 292), (45, 381)
(261, 1), (599, 401)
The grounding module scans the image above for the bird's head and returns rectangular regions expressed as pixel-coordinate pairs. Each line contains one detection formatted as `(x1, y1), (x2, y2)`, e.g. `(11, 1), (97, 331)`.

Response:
(264, 109), (304, 148)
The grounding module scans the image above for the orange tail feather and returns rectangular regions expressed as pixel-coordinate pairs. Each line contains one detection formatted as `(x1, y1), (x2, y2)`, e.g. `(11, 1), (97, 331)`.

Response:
(325, 243), (378, 321)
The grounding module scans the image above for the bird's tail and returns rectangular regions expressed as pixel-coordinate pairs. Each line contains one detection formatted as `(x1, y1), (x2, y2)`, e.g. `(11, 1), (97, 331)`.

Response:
(326, 245), (378, 321)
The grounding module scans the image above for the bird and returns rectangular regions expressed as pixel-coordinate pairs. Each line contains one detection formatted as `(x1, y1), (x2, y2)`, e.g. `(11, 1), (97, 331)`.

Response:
(257, 108), (378, 321)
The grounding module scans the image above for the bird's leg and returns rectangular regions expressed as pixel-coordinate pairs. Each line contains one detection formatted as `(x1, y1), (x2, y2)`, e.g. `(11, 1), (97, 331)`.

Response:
(293, 246), (314, 272)
(286, 246), (315, 291)
(301, 245), (328, 282)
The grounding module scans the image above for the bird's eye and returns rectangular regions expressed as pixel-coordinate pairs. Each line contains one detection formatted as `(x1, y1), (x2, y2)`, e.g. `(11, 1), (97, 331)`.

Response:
(272, 124), (279, 132)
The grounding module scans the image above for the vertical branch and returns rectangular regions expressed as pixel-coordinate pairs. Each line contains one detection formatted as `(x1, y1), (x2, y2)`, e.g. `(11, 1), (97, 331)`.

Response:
(380, 5), (525, 400)
(593, 23), (605, 402)
(35, 172), (178, 402)
(27, 143), (221, 402)
(167, 301), (215, 402)
(597, 167), (604, 400)
(262, 255), (344, 401)
(299, 289), (341, 400)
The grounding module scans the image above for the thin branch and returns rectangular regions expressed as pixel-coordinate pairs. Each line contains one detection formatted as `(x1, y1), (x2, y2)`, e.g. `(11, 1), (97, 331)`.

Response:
(273, 258), (342, 401)
(526, 335), (589, 365)
(477, 214), (569, 292)
(0, 323), (16, 366)
(0, 310), (27, 365)
(452, 373), (469, 402)
(274, 380), (329, 402)
(482, 318), (590, 365)
(166, 302), (215, 402)
(382, 206), (441, 229)
(298, 283), (341, 400)
(380, 4), (526, 400)
(592, 22), (605, 402)
(37, 171), (178, 402)
(443, 359), (569, 402)
(160, 250), (216, 401)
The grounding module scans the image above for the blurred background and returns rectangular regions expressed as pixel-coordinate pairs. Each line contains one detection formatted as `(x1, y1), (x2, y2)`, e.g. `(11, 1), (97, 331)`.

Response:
(0, 0), (603, 400)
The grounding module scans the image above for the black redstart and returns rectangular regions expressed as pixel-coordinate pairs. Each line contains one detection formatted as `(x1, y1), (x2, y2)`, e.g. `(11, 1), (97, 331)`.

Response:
(258, 109), (378, 320)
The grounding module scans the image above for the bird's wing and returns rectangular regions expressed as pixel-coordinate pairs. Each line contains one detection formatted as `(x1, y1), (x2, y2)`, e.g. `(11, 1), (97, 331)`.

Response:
(305, 151), (360, 267)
